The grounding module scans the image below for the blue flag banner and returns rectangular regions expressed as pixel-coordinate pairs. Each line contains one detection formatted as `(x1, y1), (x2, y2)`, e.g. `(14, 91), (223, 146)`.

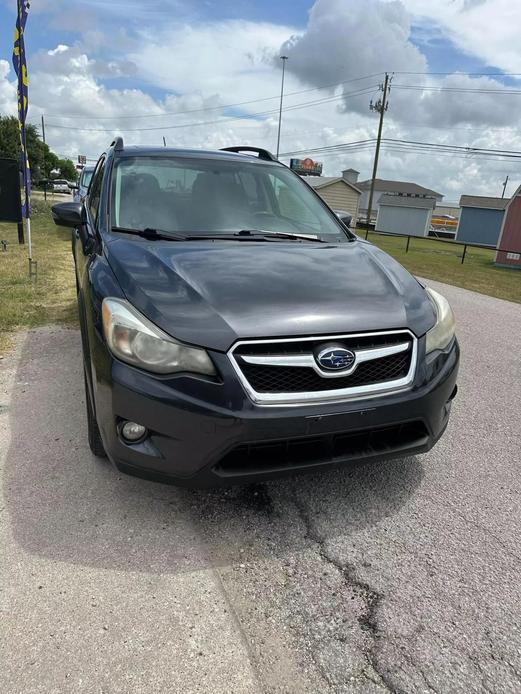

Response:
(12, 0), (31, 219)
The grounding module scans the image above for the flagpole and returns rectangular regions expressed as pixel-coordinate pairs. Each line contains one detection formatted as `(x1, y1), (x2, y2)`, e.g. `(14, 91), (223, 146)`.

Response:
(13, 0), (35, 276)
(17, 46), (32, 264)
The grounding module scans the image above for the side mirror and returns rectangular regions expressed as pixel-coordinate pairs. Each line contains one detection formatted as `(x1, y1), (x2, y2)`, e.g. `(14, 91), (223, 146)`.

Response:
(334, 210), (352, 228)
(51, 202), (82, 228)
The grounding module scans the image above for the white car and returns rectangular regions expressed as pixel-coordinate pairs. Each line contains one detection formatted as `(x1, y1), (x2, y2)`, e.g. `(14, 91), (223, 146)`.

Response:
(52, 179), (70, 194)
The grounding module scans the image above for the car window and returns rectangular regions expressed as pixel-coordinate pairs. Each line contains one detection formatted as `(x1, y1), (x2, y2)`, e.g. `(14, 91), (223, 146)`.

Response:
(88, 158), (105, 226)
(81, 169), (94, 189)
(110, 156), (348, 241)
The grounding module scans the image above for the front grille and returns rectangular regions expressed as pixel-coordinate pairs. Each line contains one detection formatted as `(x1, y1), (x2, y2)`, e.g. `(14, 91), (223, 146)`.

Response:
(214, 421), (429, 476)
(240, 351), (411, 393)
(229, 330), (416, 404)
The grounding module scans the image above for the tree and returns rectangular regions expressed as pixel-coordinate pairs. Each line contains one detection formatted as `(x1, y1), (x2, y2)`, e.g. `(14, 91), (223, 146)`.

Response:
(56, 158), (78, 181)
(0, 114), (77, 182)
(0, 116), (20, 161)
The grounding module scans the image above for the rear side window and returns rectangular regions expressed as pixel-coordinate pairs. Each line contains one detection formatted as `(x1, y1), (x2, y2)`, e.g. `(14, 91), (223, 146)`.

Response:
(88, 158), (105, 226)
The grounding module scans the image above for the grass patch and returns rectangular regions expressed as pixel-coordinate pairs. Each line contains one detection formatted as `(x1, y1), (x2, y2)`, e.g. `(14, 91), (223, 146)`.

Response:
(0, 198), (77, 355)
(361, 230), (521, 304)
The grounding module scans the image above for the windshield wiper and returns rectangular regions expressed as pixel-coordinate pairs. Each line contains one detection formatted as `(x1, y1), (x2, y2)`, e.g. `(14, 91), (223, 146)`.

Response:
(111, 226), (186, 241)
(186, 229), (327, 243)
(239, 229), (327, 242)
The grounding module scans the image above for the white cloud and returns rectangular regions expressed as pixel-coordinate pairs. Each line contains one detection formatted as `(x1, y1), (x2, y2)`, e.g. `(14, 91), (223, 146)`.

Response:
(400, 0), (521, 73)
(279, 0), (426, 92)
(129, 20), (295, 103)
(0, 60), (17, 117)
(277, 0), (520, 129)
(1, 1), (520, 199)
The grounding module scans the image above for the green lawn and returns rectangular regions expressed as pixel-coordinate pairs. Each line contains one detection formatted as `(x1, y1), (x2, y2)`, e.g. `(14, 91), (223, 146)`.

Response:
(361, 230), (521, 304)
(0, 198), (77, 355)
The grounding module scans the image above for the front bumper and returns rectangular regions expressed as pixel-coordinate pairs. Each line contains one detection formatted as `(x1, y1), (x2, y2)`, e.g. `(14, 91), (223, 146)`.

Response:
(92, 338), (459, 487)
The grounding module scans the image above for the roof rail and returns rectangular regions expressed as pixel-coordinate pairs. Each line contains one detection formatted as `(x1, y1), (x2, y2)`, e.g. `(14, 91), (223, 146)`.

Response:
(220, 146), (278, 162)
(111, 136), (124, 152)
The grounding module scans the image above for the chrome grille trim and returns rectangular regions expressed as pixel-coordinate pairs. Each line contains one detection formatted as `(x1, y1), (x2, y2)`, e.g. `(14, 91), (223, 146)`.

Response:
(227, 330), (418, 406)
(240, 341), (411, 378)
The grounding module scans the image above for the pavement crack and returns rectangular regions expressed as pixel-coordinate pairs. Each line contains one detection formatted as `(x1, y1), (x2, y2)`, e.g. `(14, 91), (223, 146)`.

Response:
(292, 488), (399, 694)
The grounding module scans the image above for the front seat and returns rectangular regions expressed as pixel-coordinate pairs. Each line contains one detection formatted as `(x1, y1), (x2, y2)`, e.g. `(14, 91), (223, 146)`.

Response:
(190, 172), (251, 231)
(118, 173), (178, 231)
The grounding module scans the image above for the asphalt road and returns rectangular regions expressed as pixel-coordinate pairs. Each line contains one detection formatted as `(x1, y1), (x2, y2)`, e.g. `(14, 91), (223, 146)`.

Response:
(1, 279), (521, 694)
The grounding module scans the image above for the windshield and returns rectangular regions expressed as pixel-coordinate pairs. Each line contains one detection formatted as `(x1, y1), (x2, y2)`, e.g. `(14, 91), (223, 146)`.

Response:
(110, 156), (350, 241)
(81, 169), (94, 188)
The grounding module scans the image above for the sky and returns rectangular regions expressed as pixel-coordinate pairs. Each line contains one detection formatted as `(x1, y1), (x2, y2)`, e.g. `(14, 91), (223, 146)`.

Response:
(1, 0), (521, 200)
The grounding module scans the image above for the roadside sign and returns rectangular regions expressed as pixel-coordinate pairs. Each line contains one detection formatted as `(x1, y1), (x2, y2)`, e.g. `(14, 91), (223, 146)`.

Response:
(290, 157), (323, 176)
(78, 155), (87, 165)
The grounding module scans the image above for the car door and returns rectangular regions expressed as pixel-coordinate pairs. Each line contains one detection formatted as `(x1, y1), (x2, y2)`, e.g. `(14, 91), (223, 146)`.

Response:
(75, 156), (104, 288)
(75, 155), (106, 380)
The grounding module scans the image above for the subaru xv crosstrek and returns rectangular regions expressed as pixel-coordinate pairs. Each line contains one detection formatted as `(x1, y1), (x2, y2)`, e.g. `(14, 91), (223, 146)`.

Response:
(51, 139), (459, 487)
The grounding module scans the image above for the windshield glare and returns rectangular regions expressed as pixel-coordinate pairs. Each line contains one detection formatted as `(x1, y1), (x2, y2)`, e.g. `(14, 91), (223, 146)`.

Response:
(110, 156), (349, 241)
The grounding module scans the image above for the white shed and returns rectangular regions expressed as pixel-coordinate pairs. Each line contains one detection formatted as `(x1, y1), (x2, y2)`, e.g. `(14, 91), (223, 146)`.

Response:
(375, 194), (436, 237)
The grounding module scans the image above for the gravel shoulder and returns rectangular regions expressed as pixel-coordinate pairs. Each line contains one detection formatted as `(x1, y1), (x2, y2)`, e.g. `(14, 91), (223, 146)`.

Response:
(1, 280), (521, 694)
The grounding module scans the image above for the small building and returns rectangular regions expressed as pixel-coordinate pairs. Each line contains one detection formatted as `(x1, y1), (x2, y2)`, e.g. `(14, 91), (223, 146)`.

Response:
(305, 168), (361, 222)
(375, 194), (436, 237)
(496, 184), (521, 269)
(456, 195), (508, 246)
(357, 178), (443, 221)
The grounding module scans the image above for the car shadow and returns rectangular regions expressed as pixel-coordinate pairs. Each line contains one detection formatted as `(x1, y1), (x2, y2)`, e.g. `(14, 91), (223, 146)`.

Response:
(3, 328), (424, 574)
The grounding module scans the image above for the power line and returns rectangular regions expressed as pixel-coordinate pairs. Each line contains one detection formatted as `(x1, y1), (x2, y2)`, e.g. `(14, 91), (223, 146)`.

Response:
(386, 122), (518, 134)
(43, 73), (384, 121)
(282, 137), (521, 160)
(43, 86), (377, 133)
(393, 84), (521, 95)
(43, 70), (521, 121)
(393, 71), (521, 77)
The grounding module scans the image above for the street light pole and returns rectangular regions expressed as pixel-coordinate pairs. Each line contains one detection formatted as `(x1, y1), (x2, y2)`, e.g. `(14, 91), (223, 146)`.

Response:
(276, 55), (288, 159)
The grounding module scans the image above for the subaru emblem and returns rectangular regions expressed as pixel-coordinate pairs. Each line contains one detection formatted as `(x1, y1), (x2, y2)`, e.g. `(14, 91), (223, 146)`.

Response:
(317, 347), (356, 371)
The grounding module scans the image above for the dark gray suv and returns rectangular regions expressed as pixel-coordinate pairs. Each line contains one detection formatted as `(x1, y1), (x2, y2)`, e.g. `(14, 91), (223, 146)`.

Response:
(52, 140), (459, 487)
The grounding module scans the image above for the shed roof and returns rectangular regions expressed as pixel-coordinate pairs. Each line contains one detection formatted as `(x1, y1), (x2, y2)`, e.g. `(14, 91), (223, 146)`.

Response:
(379, 194), (436, 209)
(357, 178), (442, 198)
(303, 176), (361, 194)
(459, 195), (509, 210)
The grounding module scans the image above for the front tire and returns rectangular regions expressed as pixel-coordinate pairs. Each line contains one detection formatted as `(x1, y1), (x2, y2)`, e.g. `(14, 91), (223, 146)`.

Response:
(84, 369), (106, 458)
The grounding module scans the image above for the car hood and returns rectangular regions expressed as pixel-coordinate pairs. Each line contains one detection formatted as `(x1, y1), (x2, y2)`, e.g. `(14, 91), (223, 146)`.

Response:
(104, 238), (437, 352)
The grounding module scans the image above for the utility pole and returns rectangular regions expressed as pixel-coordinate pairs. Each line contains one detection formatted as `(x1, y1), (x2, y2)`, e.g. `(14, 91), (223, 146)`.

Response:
(366, 73), (391, 230)
(501, 175), (509, 198)
(41, 114), (47, 201)
(276, 55), (288, 159)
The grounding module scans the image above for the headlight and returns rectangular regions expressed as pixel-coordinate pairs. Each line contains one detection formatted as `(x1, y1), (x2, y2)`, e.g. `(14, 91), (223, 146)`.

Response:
(425, 288), (456, 354)
(101, 298), (216, 376)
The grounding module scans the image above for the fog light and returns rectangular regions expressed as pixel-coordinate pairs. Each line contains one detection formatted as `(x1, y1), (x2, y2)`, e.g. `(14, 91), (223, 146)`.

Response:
(119, 420), (147, 443)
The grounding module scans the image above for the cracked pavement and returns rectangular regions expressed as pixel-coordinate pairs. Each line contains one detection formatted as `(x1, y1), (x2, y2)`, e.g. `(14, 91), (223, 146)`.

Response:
(1, 279), (521, 693)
